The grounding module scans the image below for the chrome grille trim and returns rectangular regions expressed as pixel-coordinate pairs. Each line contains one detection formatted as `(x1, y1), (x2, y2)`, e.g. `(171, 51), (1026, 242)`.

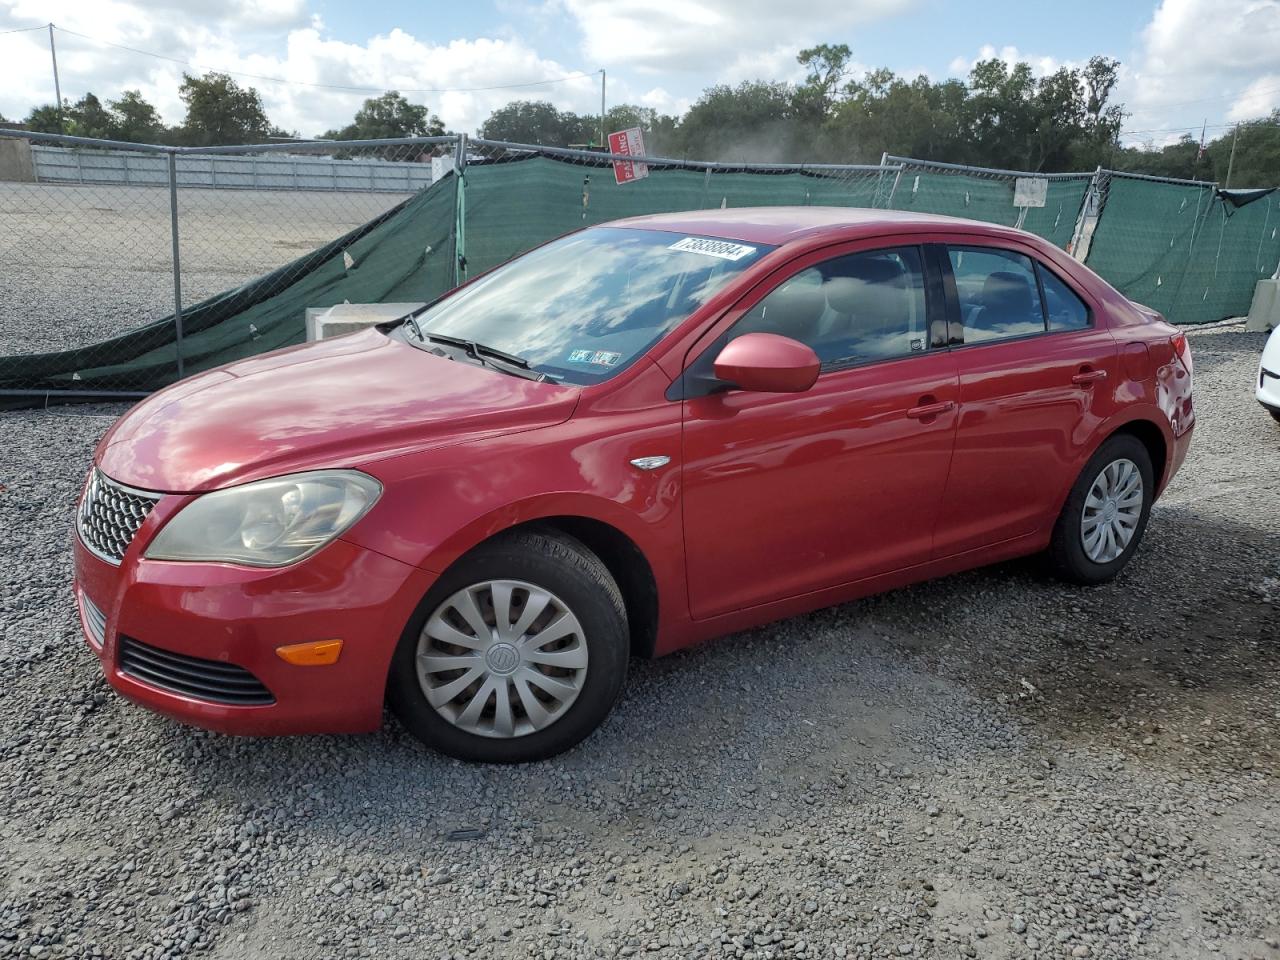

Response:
(76, 469), (162, 565)
(80, 590), (108, 648)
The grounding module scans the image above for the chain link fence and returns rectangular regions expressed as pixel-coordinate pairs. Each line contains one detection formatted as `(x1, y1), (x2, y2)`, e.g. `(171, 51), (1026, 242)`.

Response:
(1, 130), (1276, 404)
(0, 132), (456, 398)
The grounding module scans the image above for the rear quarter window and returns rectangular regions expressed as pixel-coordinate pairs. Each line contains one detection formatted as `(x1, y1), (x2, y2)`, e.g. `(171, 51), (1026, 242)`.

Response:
(1038, 266), (1091, 332)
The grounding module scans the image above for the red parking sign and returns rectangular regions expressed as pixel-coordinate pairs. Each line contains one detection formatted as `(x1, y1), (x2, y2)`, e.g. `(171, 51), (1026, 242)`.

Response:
(607, 128), (649, 185)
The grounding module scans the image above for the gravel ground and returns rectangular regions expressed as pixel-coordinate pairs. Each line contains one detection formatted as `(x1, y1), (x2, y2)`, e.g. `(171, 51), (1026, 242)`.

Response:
(0, 183), (409, 355)
(1, 323), (1277, 960)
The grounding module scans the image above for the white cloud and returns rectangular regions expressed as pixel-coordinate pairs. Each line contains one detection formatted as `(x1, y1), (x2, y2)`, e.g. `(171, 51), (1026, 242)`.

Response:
(0, 1), (607, 136)
(947, 44), (1070, 79)
(559, 0), (914, 74)
(1120, 0), (1280, 142)
(1228, 73), (1280, 120)
(717, 44), (810, 88)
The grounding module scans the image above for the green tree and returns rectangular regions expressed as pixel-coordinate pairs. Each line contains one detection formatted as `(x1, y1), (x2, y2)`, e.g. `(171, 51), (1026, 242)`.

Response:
(1208, 113), (1280, 186)
(601, 104), (679, 154)
(23, 103), (64, 134)
(65, 93), (114, 139)
(108, 90), (166, 143)
(794, 43), (853, 122)
(827, 70), (967, 163)
(674, 81), (798, 161)
(1074, 56), (1123, 168)
(478, 100), (592, 146)
(177, 72), (272, 146)
(963, 59), (1039, 169)
(322, 91), (443, 141)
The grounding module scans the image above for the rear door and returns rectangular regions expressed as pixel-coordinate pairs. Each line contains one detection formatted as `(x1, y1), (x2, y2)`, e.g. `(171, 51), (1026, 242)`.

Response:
(679, 242), (960, 620)
(930, 240), (1120, 557)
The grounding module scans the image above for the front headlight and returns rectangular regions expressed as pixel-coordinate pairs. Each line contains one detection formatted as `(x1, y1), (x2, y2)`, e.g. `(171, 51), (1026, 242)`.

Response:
(144, 470), (382, 567)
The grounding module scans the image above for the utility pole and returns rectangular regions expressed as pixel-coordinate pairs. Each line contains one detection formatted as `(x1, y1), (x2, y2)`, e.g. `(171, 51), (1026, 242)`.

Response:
(599, 69), (606, 148)
(48, 23), (63, 133)
(1224, 122), (1241, 188)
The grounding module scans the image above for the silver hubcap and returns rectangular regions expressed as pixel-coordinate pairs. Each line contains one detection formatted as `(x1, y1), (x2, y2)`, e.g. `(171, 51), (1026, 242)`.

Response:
(1081, 458), (1143, 563)
(415, 579), (588, 739)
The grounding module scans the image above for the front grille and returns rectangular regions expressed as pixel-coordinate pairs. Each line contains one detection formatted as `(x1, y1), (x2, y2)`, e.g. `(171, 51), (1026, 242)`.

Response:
(80, 591), (107, 648)
(118, 637), (275, 706)
(77, 469), (161, 564)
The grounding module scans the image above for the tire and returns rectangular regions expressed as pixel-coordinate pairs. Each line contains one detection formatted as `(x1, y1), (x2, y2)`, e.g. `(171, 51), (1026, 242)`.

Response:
(387, 528), (629, 763)
(1269, 408), (1280, 424)
(1047, 434), (1154, 585)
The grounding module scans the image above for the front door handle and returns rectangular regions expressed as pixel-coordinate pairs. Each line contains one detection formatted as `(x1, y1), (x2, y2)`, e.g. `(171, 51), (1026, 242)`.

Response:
(906, 400), (955, 420)
(1071, 368), (1108, 385)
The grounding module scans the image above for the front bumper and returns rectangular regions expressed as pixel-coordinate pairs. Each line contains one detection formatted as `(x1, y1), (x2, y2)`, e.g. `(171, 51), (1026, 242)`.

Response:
(73, 525), (435, 736)
(1258, 365), (1280, 414)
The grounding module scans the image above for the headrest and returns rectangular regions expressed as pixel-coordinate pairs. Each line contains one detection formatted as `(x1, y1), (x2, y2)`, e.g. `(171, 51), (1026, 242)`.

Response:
(823, 257), (906, 314)
(982, 270), (1034, 314)
(757, 271), (827, 335)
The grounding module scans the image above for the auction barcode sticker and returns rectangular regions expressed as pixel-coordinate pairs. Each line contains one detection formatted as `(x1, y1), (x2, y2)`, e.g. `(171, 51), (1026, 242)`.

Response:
(668, 237), (757, 261)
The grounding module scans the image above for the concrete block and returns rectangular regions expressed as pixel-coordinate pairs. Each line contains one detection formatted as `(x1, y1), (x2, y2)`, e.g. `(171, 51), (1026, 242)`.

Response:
(0, 137), (35, 182)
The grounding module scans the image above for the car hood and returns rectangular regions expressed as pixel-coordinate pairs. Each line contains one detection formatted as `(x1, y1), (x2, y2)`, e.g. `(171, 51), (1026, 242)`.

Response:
(97, 329), (580, 492)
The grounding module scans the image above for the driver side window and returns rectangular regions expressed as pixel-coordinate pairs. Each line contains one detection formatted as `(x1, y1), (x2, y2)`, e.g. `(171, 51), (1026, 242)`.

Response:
(730, 247), (929, 366)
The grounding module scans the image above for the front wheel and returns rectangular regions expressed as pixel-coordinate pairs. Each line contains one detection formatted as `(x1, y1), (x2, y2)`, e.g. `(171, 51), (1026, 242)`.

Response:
(1047, 434), (1154, 585)
(387, 529), (629, 763)
(1269, 407), (1280, 424)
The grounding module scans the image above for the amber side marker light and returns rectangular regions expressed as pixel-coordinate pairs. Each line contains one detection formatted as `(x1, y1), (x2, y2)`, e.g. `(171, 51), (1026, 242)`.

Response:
(275, 639), (343, 666)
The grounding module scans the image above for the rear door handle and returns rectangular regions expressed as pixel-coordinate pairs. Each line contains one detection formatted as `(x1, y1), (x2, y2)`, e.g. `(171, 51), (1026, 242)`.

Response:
(1071, 369), (1108, 385)
(906, 400), (955, 420)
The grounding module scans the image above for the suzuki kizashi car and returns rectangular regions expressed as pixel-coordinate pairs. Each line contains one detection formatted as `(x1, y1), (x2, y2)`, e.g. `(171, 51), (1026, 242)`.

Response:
(74, 208), (1195, 761)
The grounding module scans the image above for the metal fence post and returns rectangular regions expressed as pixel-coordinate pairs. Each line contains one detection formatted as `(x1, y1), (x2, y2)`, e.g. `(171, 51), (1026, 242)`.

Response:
(1067, 166), (1103, 261)
(874, 151), (890, 208)
(454, 134), (467, 287)
(168, 150), (185, 379)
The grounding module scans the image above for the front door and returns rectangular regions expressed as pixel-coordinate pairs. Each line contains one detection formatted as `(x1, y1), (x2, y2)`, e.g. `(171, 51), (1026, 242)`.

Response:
(680, 244), (960, 620)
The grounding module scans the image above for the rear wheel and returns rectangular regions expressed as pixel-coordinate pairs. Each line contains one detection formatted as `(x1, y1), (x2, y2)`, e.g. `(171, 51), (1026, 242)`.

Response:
(1269, 408), (1280, 424)
(1047, 434), (1154, 585)
(388, 529), (628, 762)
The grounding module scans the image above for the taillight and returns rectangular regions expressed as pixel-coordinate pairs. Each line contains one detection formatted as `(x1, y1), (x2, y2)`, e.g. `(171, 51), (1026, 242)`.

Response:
(1170, 332), (1193, 377)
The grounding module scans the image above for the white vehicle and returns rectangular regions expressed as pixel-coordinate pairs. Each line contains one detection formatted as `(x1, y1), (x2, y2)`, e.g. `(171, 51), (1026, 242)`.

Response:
(1260, 325), (1280, 423)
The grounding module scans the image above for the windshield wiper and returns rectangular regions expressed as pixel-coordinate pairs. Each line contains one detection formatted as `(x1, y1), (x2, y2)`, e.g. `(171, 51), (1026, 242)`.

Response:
(423, 332), (553, 382)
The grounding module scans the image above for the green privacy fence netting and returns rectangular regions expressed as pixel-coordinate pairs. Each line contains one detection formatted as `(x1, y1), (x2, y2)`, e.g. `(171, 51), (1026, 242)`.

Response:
(879, 162), (1093, 250)
(1083, 173), (1280, 326)
(459, 154), (887, 278)
(1, 134), (1276, 405)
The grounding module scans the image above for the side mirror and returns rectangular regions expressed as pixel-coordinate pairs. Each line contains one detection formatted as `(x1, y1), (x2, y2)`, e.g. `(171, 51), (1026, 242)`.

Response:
(712, 332), (821, 394)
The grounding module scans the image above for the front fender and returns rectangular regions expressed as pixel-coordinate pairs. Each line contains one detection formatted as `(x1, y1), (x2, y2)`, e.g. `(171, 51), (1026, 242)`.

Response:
(340, 400), (686, 622)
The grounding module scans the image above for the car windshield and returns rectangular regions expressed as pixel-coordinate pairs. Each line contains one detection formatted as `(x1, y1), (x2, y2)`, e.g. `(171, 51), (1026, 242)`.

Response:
(409, 227), (774, 385)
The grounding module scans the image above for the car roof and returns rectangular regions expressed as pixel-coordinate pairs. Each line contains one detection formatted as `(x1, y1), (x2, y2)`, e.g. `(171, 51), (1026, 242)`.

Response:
(609, 206), (1033, 247)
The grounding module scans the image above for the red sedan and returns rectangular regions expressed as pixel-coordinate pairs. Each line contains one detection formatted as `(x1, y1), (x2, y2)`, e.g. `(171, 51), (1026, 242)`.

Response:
(73, 208), (1195, 762)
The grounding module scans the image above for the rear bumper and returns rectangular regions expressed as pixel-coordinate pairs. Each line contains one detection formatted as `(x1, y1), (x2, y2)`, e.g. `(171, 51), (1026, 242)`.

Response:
(74, 534), (435, 736)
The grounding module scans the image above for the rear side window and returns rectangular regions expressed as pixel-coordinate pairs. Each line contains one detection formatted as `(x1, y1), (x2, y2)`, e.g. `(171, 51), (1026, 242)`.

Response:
(948, 247), (1045, 344)
(732, 247), (929, 366)
(1039, 266), (1090, 332)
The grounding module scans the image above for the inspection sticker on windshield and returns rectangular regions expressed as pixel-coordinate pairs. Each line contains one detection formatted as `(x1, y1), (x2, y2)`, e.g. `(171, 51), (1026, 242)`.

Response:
(567, 349), (621, 367)
(668, 237), (757, 261)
